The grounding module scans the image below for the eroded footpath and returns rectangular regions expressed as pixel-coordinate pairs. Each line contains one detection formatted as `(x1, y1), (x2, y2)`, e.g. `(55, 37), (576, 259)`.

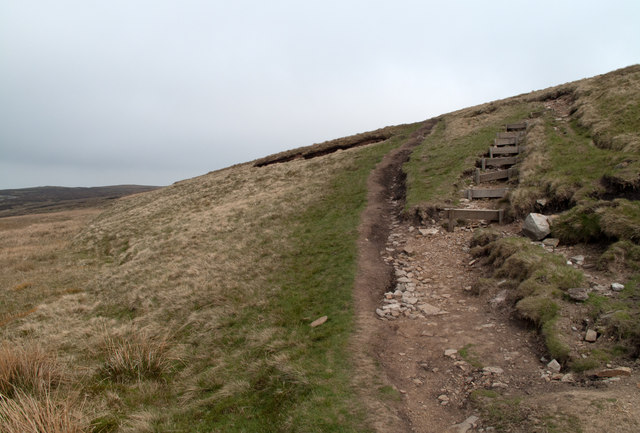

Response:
(352, 122), (640, 433)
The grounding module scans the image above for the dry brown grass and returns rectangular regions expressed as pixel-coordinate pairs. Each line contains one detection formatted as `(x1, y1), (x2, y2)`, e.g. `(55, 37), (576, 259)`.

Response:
(98, 328), (174, 383)
(0, 209), (100, 330)
(0, 144), (386, 429)
(0, 391), (84, 433)
(0, 344), (62, 397)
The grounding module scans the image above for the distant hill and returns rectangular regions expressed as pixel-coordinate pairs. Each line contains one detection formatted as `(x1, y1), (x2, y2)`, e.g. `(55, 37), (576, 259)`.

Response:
(0, 185), (161, 217)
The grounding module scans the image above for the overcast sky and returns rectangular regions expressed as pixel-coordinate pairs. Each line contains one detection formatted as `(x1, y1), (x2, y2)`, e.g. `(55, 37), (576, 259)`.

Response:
(1, 1), (639, 189)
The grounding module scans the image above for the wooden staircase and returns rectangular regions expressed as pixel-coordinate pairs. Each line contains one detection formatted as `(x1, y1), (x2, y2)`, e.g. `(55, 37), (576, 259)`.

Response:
(446, 121), (528, 231)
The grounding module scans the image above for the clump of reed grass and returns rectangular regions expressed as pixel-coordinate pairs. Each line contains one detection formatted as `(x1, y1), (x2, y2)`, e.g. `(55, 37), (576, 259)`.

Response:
(0, 344), (62, 397)
(98, 330), (174, 383)
(0, 391), (84, 433)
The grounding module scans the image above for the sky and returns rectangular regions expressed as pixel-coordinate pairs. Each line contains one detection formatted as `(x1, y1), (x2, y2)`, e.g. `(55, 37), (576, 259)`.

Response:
(1, 0), (639, 189)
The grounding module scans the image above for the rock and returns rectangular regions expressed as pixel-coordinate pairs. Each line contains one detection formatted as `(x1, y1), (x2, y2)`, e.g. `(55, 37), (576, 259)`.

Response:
(522, 213), (551, 241)
(375, 309), (386, 318)
(490, 290), (508, 306)
(444, 349), (458, 358)
(403, 246), (415, 255)
(611, 282), (625, 292)
(547, 359), (561, 372)
(449, 415), (479, 433)
(568, 287), (589, 302)
(596, 367), (632, 377)
(419, 303), (443, 316)
(310, 316), (328, 327)
(402, 295), (419, 305)
(419, 228), (439, 236)
(438, 394), (450, 402)
(536, 198), (548, 207)
(413, 378), (423, 386)
(483, 366), (504, 375)
(397, 277), (411, 283)
(543, 238), (560, 247)
(491, 381), (508, 388)
(571, 255), (585, 265)
(561, 373), (575, 383)
(585, 329), (598, 342)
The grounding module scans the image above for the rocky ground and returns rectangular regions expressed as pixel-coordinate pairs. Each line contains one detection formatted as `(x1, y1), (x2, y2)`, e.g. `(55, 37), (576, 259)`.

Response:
(372, 213), (640, 433)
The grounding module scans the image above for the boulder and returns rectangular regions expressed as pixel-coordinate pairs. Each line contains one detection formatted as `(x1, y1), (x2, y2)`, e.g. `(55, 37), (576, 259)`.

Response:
(522, 213), (551, 241)
(547, 359), (561, 372)
(596, 367), (631, 377)
(567, 287), (589, 302)
(611, 282), (625, 292)
(585, 329), (598, 342)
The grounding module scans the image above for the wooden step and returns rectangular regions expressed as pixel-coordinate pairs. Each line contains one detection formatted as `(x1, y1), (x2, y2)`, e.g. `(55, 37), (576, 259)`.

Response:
(446, 208), (504, 231)
(494, 136), (518, 146)
(474, 167), (518, 184)
(496, 131), (525, 140)
(464, 188), (509, 200)
(505, 122), (527, 131)
(489, 146), (521, 157)
(478, 156), (518, 170)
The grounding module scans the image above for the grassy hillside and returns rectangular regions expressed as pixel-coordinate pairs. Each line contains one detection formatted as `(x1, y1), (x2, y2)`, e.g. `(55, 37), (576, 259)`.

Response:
(405, 65), (640, 219)
(0, 185), (161, 217)
(1, 65), (638, 432)
(0, 124), (420, 431)
(404, 64), (640, 365)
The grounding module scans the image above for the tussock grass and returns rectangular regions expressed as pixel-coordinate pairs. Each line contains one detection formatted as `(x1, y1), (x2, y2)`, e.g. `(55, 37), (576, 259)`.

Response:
(586, 276), (640, 356)
(0, 391), (84, 433)
(552, 199), (640, 245)
(0, 344), (62, 397)
(97, 329), (174, 383)
(0, 123), (418, 431)
(0, 209), (98, 330)
(473, 236), (583, 362)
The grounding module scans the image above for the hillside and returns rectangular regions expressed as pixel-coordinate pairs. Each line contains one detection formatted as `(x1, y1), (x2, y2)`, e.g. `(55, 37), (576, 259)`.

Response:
(0, 185), (161, 217)
(0, 65), (638, 432)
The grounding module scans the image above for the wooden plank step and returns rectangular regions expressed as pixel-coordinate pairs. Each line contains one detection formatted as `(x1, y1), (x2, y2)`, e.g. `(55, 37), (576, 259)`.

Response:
(496, 131), (525, 140)
(446, 208), (504, 231)
(478, 156), (517, 169)
(474, 167), (518, 184)
(464, 188), (509, 200)
(494, 136), (518, 146)
(489, 146), (521, 157)
(506, 122), (527, 131)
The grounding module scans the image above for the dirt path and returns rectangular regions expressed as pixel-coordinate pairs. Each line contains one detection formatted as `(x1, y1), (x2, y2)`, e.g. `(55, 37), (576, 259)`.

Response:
(352, 120), (640, 433)
(352, 119), (437, 431)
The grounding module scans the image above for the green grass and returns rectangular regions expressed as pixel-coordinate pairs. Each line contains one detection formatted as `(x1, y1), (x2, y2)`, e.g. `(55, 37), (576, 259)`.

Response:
(404, 103), (536, 211)
(471, 389), (583, 433)
(163, 127), (418, 432)
(458, 344), (483, 368)
(473, 237), (583, 363)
